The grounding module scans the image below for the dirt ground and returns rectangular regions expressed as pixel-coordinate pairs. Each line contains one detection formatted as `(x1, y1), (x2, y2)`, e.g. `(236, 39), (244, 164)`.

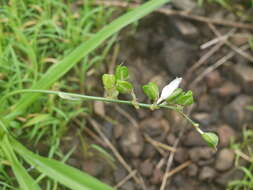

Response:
(62, 2), (253, 190)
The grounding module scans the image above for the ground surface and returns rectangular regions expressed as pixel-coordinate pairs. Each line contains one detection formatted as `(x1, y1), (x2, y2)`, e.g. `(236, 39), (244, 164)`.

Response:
(61, 2), (253, 190)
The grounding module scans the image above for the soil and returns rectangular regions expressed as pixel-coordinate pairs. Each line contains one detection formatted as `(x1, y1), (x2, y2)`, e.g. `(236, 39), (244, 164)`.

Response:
(62, 2), (253, 190)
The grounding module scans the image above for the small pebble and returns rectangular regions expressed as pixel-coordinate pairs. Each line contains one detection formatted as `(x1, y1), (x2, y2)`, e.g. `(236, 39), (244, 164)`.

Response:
(215, 149), (235, 171)
(199, 166), (216, 181)
(139, 159), (154, 177)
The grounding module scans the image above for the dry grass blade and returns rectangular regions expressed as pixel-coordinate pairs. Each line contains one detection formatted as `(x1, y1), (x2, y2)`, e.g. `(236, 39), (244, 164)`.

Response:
(144, 133), (176, 153)
(235, 150), (253, 163)
(190, 44), (250, 87)
(88, 117), (146, 189)
(208, 23), (253, 62)
(114, 170), (137, 188)
(91, 0), (253, 30)
(165, 160), (192, 178)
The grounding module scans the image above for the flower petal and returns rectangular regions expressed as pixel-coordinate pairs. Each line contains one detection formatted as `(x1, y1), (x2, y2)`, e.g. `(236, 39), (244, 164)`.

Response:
(157, 77), (182, 104)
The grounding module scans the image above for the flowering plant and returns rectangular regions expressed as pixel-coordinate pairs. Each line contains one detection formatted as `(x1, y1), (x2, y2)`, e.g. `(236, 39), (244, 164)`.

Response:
(102, 65), (219, 149)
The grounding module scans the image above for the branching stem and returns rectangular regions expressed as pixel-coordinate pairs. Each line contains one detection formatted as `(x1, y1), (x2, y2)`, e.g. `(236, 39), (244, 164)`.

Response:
(1, 89), (198, 130)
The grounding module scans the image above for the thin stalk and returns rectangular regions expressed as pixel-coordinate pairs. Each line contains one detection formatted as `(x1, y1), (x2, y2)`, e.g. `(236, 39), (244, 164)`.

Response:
(0, 89), (198, 130)
(1, 89), (176, 110)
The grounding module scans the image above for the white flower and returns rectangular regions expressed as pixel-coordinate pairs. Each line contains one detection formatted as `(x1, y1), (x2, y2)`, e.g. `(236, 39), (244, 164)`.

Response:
(157, 77), (182, 104)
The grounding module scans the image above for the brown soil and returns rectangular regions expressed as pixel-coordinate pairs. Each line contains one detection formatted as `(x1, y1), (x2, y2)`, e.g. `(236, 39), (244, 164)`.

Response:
(62, 3), (253, 190)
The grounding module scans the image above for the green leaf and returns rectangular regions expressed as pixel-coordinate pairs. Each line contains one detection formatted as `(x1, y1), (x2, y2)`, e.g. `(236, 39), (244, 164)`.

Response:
(102, 74), (116, 89)
(12, 139), (114, 190)
(166, 88), (183, 103)
(142, 82), (159, 101)
(24, 114), (52, 128)
(201, 132), (219, 149)
(169, 90), (194, 106)
(180, 90), (194, 106)
(1, 136), (41, 190)
(115, 65), (129, 80)
(6, 0), (171, 120)
(116, 80), (133, 94)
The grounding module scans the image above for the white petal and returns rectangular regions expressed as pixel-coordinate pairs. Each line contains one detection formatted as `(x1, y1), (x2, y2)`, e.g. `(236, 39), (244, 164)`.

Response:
(157, 77), (182, 104)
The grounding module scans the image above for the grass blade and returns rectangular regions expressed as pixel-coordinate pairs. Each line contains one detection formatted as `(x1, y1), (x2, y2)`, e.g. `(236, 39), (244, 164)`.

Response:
(6, 0), (170, 120)
(13, 139), (114, 190)
(1, 136), (41, 190)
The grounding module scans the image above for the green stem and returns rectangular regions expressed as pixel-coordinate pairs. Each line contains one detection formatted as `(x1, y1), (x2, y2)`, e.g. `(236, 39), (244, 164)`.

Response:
(176, 109), (203, 133)
(1, 89), (199, 132)
(1, 89), (177, 110)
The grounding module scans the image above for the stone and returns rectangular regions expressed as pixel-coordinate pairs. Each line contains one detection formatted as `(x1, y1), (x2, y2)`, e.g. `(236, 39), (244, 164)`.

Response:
(139, 159), (154, 177)
(140, 118), (163, 137)
(147, 186), (156, 190)
(82, 159), (105, 177)
(223, 95), (253, 128)
(197, 94), (213, 112)
(173, 18), (199, 39)
(166, 133), (176, 146)
(113, 124), (124, 139)
(198, 158), (215, 166)
(184, 131), (206, 147)
(120, 126), (144, 157)
(215, 149), (235, 171)
(174, 147), (189, 163)
(192, 112), (212, 126)
(215, 168), (244, 186)
(151, 168), (164, 185)
(114, 166), (127, 182)
(160, 38), (197, 76)
(187, 163), (198, 177)
(131, 159), (141, 169)
(213, 81), (240, 97)
(171, 0), (197, 11)
(229, 64), (253, 94)
(94, 101), (105, 116)
(172, 175), (188, 189)
(152, 109), (164, 119)
(199, 166), (216, 181)
(217, 124), (236, 147)
(205, 71), (223, 88)
(173, 177), (202, 190)
(102, 122), (114, 140)
(121, 181), (135, 190)
(189, 147), (216, 162)
(142, 144), (156, 158)
(133, 29), (151, 55)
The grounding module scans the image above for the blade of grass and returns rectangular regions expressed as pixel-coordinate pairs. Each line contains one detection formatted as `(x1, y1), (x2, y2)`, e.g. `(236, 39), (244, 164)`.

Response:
(6, 0), (170, 120)
(1, 135), (41, 190)
(12, 139), (114, 190)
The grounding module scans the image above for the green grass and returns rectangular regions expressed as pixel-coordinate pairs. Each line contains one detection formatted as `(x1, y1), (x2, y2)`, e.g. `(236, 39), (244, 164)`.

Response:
(0, 0), (170, 189)
(0, 0), (116, 189)
(228, 128), (253, 190)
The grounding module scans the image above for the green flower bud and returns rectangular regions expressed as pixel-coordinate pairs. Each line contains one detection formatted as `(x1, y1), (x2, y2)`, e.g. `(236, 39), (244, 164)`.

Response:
(102, 74), (116, 89)
(201, 132), (219, 150)
(142, 82), (159, 101)
(115, 65), (129, 80)
(116, 80), (133, 94)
